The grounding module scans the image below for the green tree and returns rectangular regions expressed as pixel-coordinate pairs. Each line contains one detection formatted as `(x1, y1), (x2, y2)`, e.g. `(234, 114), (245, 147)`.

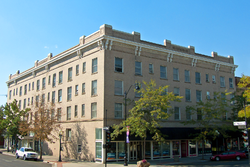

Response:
(182, 92), (235, 159)
(112, 80), (181, 159)
(237, 75), (250, 118)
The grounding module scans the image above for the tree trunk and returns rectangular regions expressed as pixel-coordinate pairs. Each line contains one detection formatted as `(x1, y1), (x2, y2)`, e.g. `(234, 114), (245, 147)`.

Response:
(143, 136), (146, 159)
(7, 137), (9, 152)
(201, 139), (205, 160)
(39, 139), (43, 159)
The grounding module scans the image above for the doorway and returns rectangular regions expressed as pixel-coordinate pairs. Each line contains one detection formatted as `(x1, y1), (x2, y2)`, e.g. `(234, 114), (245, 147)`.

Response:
(181, 141), (187, 157)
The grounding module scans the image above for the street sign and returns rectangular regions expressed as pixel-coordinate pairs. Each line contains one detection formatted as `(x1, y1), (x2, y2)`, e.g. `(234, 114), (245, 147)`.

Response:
(233, 121), (246, 126)
(103, 127), (109, 131)
(238, 125), (246, 129)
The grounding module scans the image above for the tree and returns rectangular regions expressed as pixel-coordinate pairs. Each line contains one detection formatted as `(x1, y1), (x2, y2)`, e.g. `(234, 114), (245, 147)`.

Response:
(19, 95), (60, 159)
(182, 92), (235, 159)
(0, 100), (29, 152)
(112, 80), (181, 159)
(237, 75), (250, 118)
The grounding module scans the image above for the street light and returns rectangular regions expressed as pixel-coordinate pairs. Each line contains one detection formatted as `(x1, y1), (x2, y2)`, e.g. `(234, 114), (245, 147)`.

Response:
(124, 83), (140, 166)
(58, 130), (62, 162)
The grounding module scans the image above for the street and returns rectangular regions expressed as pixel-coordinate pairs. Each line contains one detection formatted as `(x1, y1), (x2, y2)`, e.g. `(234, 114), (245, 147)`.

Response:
(0, 154), (52, 167)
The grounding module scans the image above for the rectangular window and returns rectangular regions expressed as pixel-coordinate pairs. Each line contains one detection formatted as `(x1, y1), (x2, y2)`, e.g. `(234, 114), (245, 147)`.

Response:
(220, 76), (225, 87)
(206, 91), (210, 100)
(186, 108), (191, 120)
(174, 87), (180, 96)
(28, 98), (30, 106)
(75, 85), (79, 96)
(115, 57), (123, 73)
(206, 74), (209, 82)
(29, 83), (31, 91)
(229, 78), (234, 88)
(42, 94), (45, 105)
(96, 142), (102, 159)
(52, 73), (56, 87)
(19, 100), (21, 109)
(195, 72), (201, 84)
(67, 106), (71, 120)
(76, 64), (79, 75)
(173, 68), (179, 81)
(47, 92), (50, 102)
(48, 75), (51, 85)
(32, 82), (34, 90)
(185, 70), (190, 82)
(197, 108), (202, 120)
(149, 64), (154, 74)
(81, 104), (85, 116)
(185, 89), (191, 101)
(75, 105), (78, 117)
(16, 88), (18, 96)
(20, 86), (22, 96)
(82, 83), (85, 94)
(67, 87), (72, 101)
(96, 128), (102, 139)
(58, 89), (62, 102)
(92, 80), (97, 96)
(221, 92), (226, 103)
(31, 97), (33, 105)
(23, 99), (26, 109)
(82, 62), (86, 73)
(92, 58), (98, 73)
(68, 67), (72, 81)
(174, 107), (180, 120)
(36, 95), (39, 107)
(212, 75), (216, 83)
(52, 91), (55, 104)
(115, 103), (123, 118)
(9, 90), (11, 100)
(13, 89), (15, 96)
(196, 90), (202, 102)
(24, 85), (27, 95)
(66, 129), (71, 141)
(135, 61), (142, 75)
(78, 145), (82, 153)
(59, 71), (63, 84)
(57, 108), (61, 121)
(37, 80), (40, 91)
(42, 77), (46, 89)
(115, 80), (123, 95)
(91, 102), (97, 119)
(160, 66), (167, 79)
(230, 94), (235, 105)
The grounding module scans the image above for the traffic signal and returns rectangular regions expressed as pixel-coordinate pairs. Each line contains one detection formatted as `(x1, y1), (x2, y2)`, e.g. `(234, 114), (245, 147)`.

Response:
(106, 131), (111, 143)
(242, 130), (248, 140)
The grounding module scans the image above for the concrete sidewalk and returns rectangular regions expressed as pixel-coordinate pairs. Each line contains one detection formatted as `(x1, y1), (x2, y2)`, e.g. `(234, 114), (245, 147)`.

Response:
(0, 149), (211, 167)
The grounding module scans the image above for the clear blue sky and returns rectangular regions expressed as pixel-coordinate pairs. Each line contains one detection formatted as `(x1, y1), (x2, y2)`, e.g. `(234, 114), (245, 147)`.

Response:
(0, 0), (249, 106)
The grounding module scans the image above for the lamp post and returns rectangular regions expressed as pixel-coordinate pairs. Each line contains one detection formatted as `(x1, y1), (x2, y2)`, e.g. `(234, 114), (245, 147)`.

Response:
(58, 130), (62, 162)
(124, 83), (140, 166)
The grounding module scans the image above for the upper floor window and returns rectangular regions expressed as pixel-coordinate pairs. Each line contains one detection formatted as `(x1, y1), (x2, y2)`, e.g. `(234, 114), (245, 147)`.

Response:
(48, 75), (51, 85)
(68, 67), (72, 81)
(74, 105), (78, 117)
(36, 80), (40, 91)
(66, 129), (71, 141)
(206, 91), (210, 100)
(185, 70), (190, 82)
(28, 83), (31, 91)
(67, 106), (71, 120)
(92, 58), (98, 73)
(52, 91), (55, 104)
(19, 100), (21, 109)
(9, 90), (12, 100)
(174, 87), (180, 96)
(135, 61), (142, 75)
(57, 108), (62, 121)
(36, 95), (39, 107)
(173, 68), (179, 81)
(195, 72), (201, 84)
(59, 71), (63, 84)
(160, 66), (167, 79)
(115, 57), (123, 73)
(196, 90), (202, 102)
(220, 76), (225, 87)
(47, 92), (50, 102)
(185, 89), (191, 102)
(32, 82), (34, 90)
(75, 85), (79, 96)
(92, 80), (97, 96)
(20, 86), (22, 96)
(186, 108), (191, 120)
(82, 62), (86, 73)
(24, 85), (27, 95)
(67, 87), (72, 101)
(91, 102), (97, 118)
(52, 74), (56, 87)
(115, 80), (123, 95)
(16, 88), (18, 96)
(115, 103), (123, 119)
(229, 78), (234, 88)
(82, 83), (85, 94)
(76, 64), (79, 75)
(197, 108), (202, 120)
(149, 64), (154, 74)
(42, 77), (46, 89)
(42, 94), (45, 105)
(81, 104), (85, 116)
(206, 74), (209, 82)
(58, 89), (62, 102)
(174, 107), (180, 120)
(212, 75), (216, 83)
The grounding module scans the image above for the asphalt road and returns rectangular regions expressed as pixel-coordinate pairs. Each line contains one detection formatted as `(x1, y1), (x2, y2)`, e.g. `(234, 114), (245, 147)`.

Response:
(0, 154), (52, 167)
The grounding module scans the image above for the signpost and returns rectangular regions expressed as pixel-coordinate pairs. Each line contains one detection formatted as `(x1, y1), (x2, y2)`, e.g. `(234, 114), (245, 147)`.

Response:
(233, 121), (246, 126)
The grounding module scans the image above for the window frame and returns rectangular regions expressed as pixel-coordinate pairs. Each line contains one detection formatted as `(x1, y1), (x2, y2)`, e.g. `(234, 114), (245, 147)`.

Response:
(92, 58), (98, 73)
(59, 71), (63, 84)
(174, 107), (180, 120)
(173, 68), (179, 81)
(220, 76), (225, 87)
(135, 61), (142, 75)
(68, 67), (73, 81)
(196, 90), (202, 102)
(115, 103), (123, 119)
(115, 57), (123, 73)
(185, 88), (191, 102)
(67, 106), (71, 120)
(67, 87), (72, 101)
(92, 80), (97, 96)
(160, 66), (167, 79)
(114, 80), (123, 95)
(91, 102), (97, 119)
(149, 64), (154, 74)
(195, 72), (201, 84)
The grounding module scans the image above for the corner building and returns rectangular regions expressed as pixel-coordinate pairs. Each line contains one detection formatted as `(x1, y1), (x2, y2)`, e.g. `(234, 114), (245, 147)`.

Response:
(6, 24), (237, 162)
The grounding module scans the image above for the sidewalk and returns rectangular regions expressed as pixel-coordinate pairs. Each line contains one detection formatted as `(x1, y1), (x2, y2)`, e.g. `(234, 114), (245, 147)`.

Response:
(0, 149), (211, 167)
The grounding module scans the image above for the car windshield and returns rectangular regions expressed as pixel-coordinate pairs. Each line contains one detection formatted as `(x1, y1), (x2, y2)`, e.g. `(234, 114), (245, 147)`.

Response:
(25, 148), (34, 152)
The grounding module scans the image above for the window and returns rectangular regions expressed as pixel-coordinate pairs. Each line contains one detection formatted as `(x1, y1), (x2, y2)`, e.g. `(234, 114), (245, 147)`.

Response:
(9, 90), (11, 100)
(82, 83), (85, 94)
(36, 95), (39, 107)
(29, 83), (31, 91)
(68, 67), (72, 81)
(31, 97), (33, 105)
(57, 108), (61, 121)
(16, 88), (18, 96)
(96, 128), (102, 139)
(20, 86), (22, 96)
(67, 106), (71, 120)
(59, 71), (63, 84)
(115, 57), (123, 72)
(42, 77), (46, 89)
(47, 92), (50, 102)
(115, 103), (123, 118)
(66, 129), (71, 141)
(206, 91), (210, 100)
(67, 87), (72, 101)
(82, 62), (86, 73)
(23, 99), (26, 109)
(77, 145), (82, 153)
(185, 70), (190, 82)
(160, 66), (167, 79)
(229, 78), (234, 88)
(173, 68), (179, 81)
(92, 58), (98, 73)
(135, 61), (142, 75)
(220, 76), (225, 87)
(28, 98), (30, 106)
(52, 74), (56, 87)
(206, 74), (209, 82)
(92, 80), (97, 96)
(195, 72), (201, 84)
(51, 109), (55, 119)
(221, 92), (226, 103)
(76, 64), (79, 75)
(52, 91), (55, 104)
(24, 85), (27, 95)
(230, 94), (235, 105)
(196, 90), (202, 102)
(96, 142), (102, 159)
(212, 75), (216, 83)
(115, 80), (123, 95)
(197, 108), (202, 120)
(186, 108), (191, 120)
(32, 82), (34, 90)
(174, 87), (180, 96)
(48, 75), (51, 85)
(149, 64), (154, 74)
(75, 105), (78, 117)
(37, 80), (40, 91)
(75, 85), (79, 96)
(91, 102), (97, 118)
(185, 89), (191, 101)
(42, 94), (45, 105)
(161, 88), (168, 95)
(174, 107), (180, 120)
(58, 89), (62, 102)
(19, 100), (21, 109)
(81, 104), (85, 116)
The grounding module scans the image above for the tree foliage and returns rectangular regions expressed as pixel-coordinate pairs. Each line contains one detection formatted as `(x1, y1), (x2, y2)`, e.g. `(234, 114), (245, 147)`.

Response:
(237, 75), (250, 118)
(112, 80), (181, 158)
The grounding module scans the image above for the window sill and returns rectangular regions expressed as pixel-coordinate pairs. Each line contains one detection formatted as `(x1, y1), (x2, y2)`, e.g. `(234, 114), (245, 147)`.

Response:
(91, 94), (98, 97)
(82, 71), (86, 74)
(58, 82), (63, 85)
(68, 79), (73, 82)
(67, 100), (72, 102)
(82, 92), (86, 95)
(173, 80), (180, 82)
(160, 78), (167, 80)
(135, 74), (143, 77)
(195, 83), (202, 85)
(76, 74), (79, 76)
(185, 100), (192, 103)
(114, 71), (124, 74)
(75, 94), (78, 96)
(114, 94), (124, 97)
(92, 72), (98, 75)
(184, 81), (191, 84)
(149, 72), (154, 75)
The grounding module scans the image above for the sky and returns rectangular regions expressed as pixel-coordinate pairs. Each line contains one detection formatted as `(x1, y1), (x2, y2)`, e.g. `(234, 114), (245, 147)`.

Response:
(0, 0), (249, 106)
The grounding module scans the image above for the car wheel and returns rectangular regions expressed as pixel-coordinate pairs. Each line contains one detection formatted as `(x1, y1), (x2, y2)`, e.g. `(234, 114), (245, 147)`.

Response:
(16, 154), (19, 159)
(215, 156), (220, 161)
(23, 155), (26, 160)
(236, 156), (241, 161)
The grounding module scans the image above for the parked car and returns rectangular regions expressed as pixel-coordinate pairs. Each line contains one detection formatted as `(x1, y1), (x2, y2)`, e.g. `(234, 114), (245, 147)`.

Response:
(210, 151), (247, 161)
(16, 147), (38, 161)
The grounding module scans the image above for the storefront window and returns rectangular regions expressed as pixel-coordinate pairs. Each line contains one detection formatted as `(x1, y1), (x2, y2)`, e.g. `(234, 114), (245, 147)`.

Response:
(118, 142), (125, 159)
(172, 141), (180, 155)
(107, 143), (116, 160)
(189, 140), (196, 155)
(96, 142), (102, 159)
(153, 142), (161, 157)
(198, 140), (212, 154)
(145, 142), (151, 159)
(162, 142), (170, 157)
